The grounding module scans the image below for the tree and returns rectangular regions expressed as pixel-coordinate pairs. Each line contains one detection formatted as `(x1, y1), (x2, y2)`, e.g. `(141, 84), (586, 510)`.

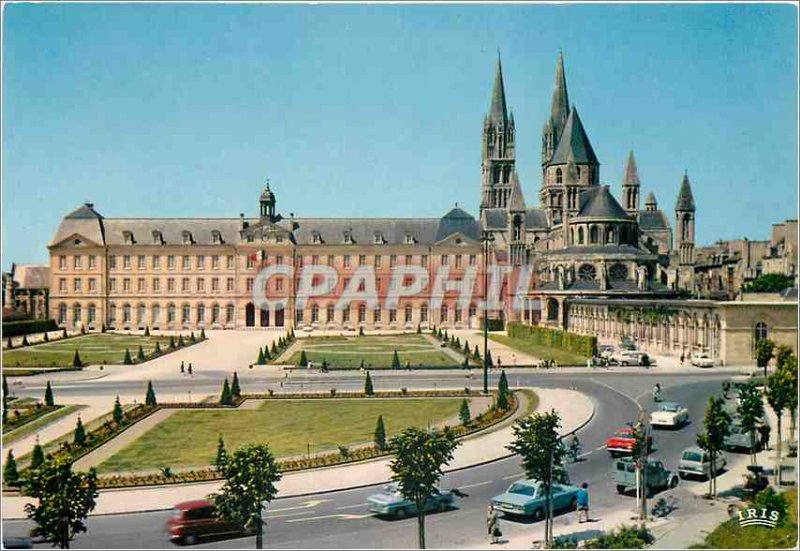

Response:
(123, 348), (133, 365)
(72, 350), (83, 368)
(137, 345), (146, 361)
(154, 341), (162, 355)
(144, 326), (150, 337)
(231, 372), (242, 399)
(364, 372), (374, 395)
(200, 328), (206, 340)
(73, 417), (86, 447)
(23, 456), (99, 549)
(31, 441), (45, 470)
(696, 396), (731, 497)
(168, 335), (176, 349)
(627, 415), (651, 520)
(756, 338), (775, 378)
(485, 348), (494, 369)
(44, 332), (49, 342)
(506, 410), (565, 547)
(6, 337), (12, 350)
(299, 350), (309, 367)
(742, 273), (794, 293)
(220, 378), (234, 406)
(459, 399), (471, 426)
(178, 335), (185, 347)
(44, 381), (55, 407)
(263, 346), (271, 362)
(374, 415), (387, 450)
(389, 427), (460, 549)
(271, 342), (278, 356)
(497, 370), (509, 410)
(215, 436), (228, 470)
(4, 450), (19, 485)
(22, 334), (29, 346)
(257, 348), (265, 365)
(736, 381), (764, 464)
(113, 396), (124, 425)
(766, 363), (795, 485)
(473, 345), (481, 361)
(145, 381), (157, 407)
(392, 350), (401, 370)
(215, 444), (282, 549)
(101, 323), (106, 334)
(190, 331), (196, 343)
(3, 374), (8, 400)
(416, 324), (421, 334)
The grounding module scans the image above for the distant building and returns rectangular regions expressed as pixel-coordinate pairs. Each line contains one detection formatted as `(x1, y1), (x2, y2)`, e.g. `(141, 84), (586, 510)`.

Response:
(2, 264), (50, 319)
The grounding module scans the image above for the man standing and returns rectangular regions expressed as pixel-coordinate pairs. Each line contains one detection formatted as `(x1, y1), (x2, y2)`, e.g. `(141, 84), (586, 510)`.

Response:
(577, 482), (590, 523)
(487, 504), (501, 544)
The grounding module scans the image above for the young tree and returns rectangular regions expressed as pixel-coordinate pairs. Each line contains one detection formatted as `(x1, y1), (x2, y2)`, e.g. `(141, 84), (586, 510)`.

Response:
(22, 334), (29, 346)
(257, 348), (265, 365)
(123, 348), (133, 365)
(190, 331), (196, 343)
(766, 363), (795, 485)
(459, 399), (471, 426)
(220, 378), (234, 406)
(137, 345), (146, 361)
(231, 372), (242, 399)
(697, 396), (732, 497)
(416, 324), (421, 334)
(178, 335), (185, 347)
(200, 328), (206, 340)
(374, 415), (387, 450)
(7, 337), (13, 350)
(44, 381), (55, 407)
(23, 456), (99, 549)
(497, 370), (509, 410)
(364, 372), (374, 395)
(736, 381), (764, 464)
(473, 345), (481, 361)
(299, 350), (308, 367)
(144, 326), (150, 337)
(263, 346), (271, 362)
(506, 410), (565, 547)
(215, 444), (282, 549)
(4, 450), (19, 486)
(215, 436), (228, 470)
(270, 341), (278, 356)
(462, 341), (470, 355)
(44, 332), (49, 342)
(31, 441), (45, 470)
(112, 396), (124, 425)
(756, 338), (776, 378)
(72, 350), (83, 368)
(389, 427), (460, 549)
(392, 350), (401, 370)
(73, 417), (87, 447)
(145, 381), (157, 407)
(3, 374), (9, 400)
(627, 415), (651, 520)
(485, 348), (494, 369)
(154, 341), (162, 355)
(168, 335), (176, 349)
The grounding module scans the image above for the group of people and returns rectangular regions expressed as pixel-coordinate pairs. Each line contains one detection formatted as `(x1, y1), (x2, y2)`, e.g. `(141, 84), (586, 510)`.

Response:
(536, 359), (558, 369)
(179, 361), (193, 375)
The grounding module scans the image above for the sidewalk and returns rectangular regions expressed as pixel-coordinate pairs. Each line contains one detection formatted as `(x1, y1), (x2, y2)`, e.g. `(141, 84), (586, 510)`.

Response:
(1, 387), (594, 519)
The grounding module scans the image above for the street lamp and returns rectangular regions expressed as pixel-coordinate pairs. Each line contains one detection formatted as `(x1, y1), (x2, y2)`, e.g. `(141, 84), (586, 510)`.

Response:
(481, 231), (495, 395)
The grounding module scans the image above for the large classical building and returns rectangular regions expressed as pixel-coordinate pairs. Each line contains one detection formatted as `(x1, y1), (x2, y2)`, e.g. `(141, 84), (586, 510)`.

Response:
(2, 264), (50, 320)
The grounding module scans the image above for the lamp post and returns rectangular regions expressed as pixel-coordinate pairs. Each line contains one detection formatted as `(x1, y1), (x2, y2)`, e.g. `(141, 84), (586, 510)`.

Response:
(481, 231), (495, 395)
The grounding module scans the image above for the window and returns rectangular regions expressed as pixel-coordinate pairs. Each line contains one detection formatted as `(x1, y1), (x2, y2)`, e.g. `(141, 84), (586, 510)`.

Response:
(344, 255), (351, 269)
(138, 255), (146, 270)
(152, 304), (161, 324)
(343, 231), (353, 244)
(373, 306), (381, 323)
(88, 278), (97, 293)
(73, 304), (82, 322)
(58, 304), (67, 323)
(327, 305), (335, 322)
(589, 226), (598, 244)
(420, 304), (428, 322)
(440, 305), (449, 322)
(182, 231), (193, 245)
(88, 304), (96, 323)
(167, 278), (175, 292)
(153, 279), (160, 292)
(137, 304), (145, 323)
(226, 304), (234, 323)
(59, 256), (67, 270)
(405, 255), (413, 265)
(212, 256), (220, 270)
(212, 230), (222, 245)
(455, 255), (462, 268)
(375, 255), (382, 268)
(327, 255), (334, 266)
(137, 278), (145, 292)
(577, 227), (585, 245)
(182, 256), (190, 270)
(226, 278), (234, 292)
(404, 305), (412, 322)
(168, 255), (176, 269)
(197, 255), (205, 269)
(469, 305), (477, 319)
(578, 264), (597, 281)
(168, 304), (176, 323)
(123, 231), (135, 245)
(389, 309), (397, 323)
(123, 255), (131, 269)
(182, 305), (190, 323)
(342, 308), (350, 323)
(109, 278), (117, 292)
(513, 215), (522, 241)
(152, 231), (163, 245)
(246, 278), (254, 292)
(246, 255), (255, 269)
(197, 278), (205, 292)
(73, 278), (82, 292)
(210, 304), (219, 323)
(197, 304), (205, 322)
(754, 322), (768, 352)
(152, 256), (161, 270)
(123, 304), (131, 323)
(73, 256), (82, 269)
(455, 308), (462, 322)
(359, 255), (366, 266)
(88, 255), (96, 269)
(421, 255), (428, 268)
(109, 256), (117, 270)
(312, 255), (319, 265)
(556, 167), (563, 184)
(390, 255), (397, 267)
(441, 255), (449, 266)
(226, 255), (234, 269)
(276, 255), (283, 265)
(182, 278), (190, 292)
(373, 232), (384, 244)
(405, 233), (415, 244)
(123, 278), (131, 292)
(59, 278), (67, 293)
(312, 231), (323, 244)
(212, 278), (219, 292)
(276, 278), (284, 292)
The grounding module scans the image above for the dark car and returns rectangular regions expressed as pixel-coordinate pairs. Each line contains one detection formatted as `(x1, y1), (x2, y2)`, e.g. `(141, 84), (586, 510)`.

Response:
(166, 499), (253, 545)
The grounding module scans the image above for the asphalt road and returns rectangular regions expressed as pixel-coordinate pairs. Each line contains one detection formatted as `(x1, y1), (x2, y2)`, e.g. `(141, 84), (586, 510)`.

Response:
(2, 370), (739, 549)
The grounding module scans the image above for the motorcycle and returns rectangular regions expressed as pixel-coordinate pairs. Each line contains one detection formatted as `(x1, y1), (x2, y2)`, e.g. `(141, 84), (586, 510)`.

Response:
(651, 495), (679, 518)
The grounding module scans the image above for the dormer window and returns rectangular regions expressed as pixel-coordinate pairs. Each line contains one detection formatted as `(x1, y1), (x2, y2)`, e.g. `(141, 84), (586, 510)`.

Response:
(152, 231), (164, 245)
(373, 232), (384, 245)
(312, 231), (323, 244)
(404, 233), (415, 245)
(343, 231), (354, 244)
(123, 231), (135, 245)
(211, 230), (223, 245)
(182, 231), (193, 245)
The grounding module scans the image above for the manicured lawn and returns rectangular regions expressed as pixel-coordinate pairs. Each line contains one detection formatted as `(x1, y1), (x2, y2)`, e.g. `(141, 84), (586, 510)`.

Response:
(3, 404), (86, 445)
(2, 333), (175, 368)
(97, 398), (463, 472)
(286, 334), (460, 368)
(488, 334), (589, 366)
(695, 489), (797, 549)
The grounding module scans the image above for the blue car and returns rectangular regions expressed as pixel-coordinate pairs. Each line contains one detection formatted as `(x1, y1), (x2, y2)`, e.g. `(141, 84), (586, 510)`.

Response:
(367, 483), (456, 518)
(491, 479), (580, 520)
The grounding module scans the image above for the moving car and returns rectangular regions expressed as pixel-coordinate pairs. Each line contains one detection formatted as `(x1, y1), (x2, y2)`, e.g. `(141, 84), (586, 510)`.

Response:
(691, 353), (715, 368)
(367, 482), (455, 518)
(606, 427), (652, 457)
(166, 499), (253, 545)
(612, 457), (679, 496)
(491, 479), (580, 521)
(678, 446), (727, 479)
(650, 402), (689, 429)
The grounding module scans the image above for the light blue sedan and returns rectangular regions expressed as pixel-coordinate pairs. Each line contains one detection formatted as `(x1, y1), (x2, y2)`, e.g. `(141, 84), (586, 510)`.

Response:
(491, 479), (580, 520)
(367, 483), (455, 518)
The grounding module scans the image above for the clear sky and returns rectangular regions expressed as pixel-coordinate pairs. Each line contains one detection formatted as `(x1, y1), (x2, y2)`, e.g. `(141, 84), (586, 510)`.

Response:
(2, 2), (797, 269)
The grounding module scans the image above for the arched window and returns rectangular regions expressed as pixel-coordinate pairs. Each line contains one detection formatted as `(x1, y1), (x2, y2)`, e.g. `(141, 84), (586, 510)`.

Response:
(404, 304), (412, 323)
(578, 264), (597, 281)
(59, 303), (68, 324)
(513, 215), (522, 241)
(197, 304), (205, 323)
(123, 304), (132, 323)
(440, 305), (449, 322)
(681, 215), (690, 240)
(226, 304), (235, 323)
(577, 227), (585, 245)
(88, 304), (96, 323)
(168, 303), (176, 323)
(73, 304), (82, 323)
(607, 227), (615, 243)
(358, 304), (366, 323)
(212, 304), (220, 323)
(108, 303), (116, 324)
(556, 168), (563, 184)
(754, 322), (768, 344)
(137, 304), (146, 324)
(152, 304), (161, 324)
(589, 225), (598, 244)
(420, 303), (428, 323)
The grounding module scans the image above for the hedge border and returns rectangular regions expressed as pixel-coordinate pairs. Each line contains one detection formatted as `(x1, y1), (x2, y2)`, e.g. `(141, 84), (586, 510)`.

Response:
(506, 322), (597, 358)
(2, 319), (58, 338)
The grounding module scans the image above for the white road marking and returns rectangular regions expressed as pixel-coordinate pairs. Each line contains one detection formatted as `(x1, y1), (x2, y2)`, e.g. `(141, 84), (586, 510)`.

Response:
(266, 499), (329, 513)
(458, 480), (493, 490)
(595, 444), (608, 451)
(502, 473), (523, 481)
(286, 513), (373, 523)
(335, 502), (368, 511)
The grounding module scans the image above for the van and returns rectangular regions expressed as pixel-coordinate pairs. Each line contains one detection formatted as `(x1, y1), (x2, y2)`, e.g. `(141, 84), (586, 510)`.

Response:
(678, 446), (726, 479)
(165, 499), (253, 545)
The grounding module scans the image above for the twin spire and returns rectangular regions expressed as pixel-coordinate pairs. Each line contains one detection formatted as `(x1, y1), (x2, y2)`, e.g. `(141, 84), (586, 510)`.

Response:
(488, 53), (509, 124)
(550, 51), (570, 135)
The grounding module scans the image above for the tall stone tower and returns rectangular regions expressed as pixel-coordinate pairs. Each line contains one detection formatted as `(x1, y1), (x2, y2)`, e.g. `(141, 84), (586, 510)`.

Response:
(507, 170), (527, 265)
(622, 151), (641, 215)
(480, 54), (516, 213)
(541, 51), (570, 166)
(675, 172), (696, 265)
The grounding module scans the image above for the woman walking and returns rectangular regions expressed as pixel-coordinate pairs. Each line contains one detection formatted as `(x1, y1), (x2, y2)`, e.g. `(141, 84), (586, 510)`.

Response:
(487, 504), (501, 544)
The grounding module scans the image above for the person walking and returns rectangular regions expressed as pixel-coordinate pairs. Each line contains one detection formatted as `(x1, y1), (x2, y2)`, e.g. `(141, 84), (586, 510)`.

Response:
(758, 423), (771, 451)
(680, 352), (685, 365)
(487, 504), (501, 544)
(187, 363), (193, 376)
(576, 482), (590, 523)
(180, 361), (185, 374)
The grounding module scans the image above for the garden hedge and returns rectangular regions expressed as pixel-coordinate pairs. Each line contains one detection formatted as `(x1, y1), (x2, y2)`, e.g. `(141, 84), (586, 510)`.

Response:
(2, 319), (58, 338)
(506, 322), (597, 357)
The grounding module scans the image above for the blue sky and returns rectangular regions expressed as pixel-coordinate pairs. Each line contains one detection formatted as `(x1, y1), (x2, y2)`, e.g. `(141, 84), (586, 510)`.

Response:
(2, 3), (797, 268)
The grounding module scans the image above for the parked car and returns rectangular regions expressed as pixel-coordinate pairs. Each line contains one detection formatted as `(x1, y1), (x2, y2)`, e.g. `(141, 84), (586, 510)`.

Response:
(678, 446), (727, 479)
(2, 537), (32, 549)
(491, 479), (580, 521)
(166, 499), (253, 545)
(620, 337), (636, 350)
(724, 419), (765, 453)
(650, 402), (689, 429)
(599, 345), (615, 359)
(612, 457), (679, 496)
(691, 353), (715, 368)
(606, 426), (652, 457)
(367, 482), (455, 518)
(610, 350), (647, 366)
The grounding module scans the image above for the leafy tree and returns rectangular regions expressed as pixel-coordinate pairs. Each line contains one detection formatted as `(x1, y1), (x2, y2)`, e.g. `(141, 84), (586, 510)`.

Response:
(154, 341), (162, 355)
(73, 417), (86, 447)
(72, 350), (83, 368)
(4, 450), (19, 485)
(123, 348), (133, 365)
(364, 372), (374, 395)
(766, 363), (795, 484)
(473, 345), (481, 361)
(137, 345), (146, 361)
(416, 324), (421, 334)
(113, 396), (124, 425)
(497, 370), (509, 410)
(697, 395), (732, 497)
(215, 436), (228, 471)
(31, 441), (45, 470)
(374, 415), (387, 450)
(44, 381), (55, 407)
(257, 348), (265, 365)
(231, 372), (242, 399)
(392, 350), (401, 370)
(389, 427), (460, 549)
(220, 378), (234, 406)
(145, 381), (157, 407)
(23, 456), (99, 549)
(215, 443), (282, 549)
(756, 338), (775, 378)
(506, 410), (565, 547)
(299, 350), (308, 367)
(459, 399), (471, 426)
(742, 273), (794, 293)
(736, 381), (764, 464)
(627, 416), (650, 519)
(168, 335), (176, 349)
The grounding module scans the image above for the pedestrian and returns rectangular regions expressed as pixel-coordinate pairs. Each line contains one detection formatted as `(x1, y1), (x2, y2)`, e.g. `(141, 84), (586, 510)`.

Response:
(680, 352), (685, 365)
(187, 363), (193, 376)
(576, 482), (590, 523)
(180, 361), (185, 374)
(758, 423), (771, 451)
(487, 504), (501, 544)
(497, 357), (502, 369)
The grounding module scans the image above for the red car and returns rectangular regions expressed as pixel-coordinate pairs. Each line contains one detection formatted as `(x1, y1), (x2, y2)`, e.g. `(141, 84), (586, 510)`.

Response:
(166, 499), (253, 545)
(606, 427), (653, 457)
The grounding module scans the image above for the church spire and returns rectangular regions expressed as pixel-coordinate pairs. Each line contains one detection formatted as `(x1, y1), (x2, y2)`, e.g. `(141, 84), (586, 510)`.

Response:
(622, 150), (641, 213)
(550, 51), (570, 135)
(488, 52), (508, 124)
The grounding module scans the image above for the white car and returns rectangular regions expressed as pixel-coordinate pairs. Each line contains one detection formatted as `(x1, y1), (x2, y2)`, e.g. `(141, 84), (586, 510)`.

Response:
(691, 353), (715, 368)
(650, 401), (689, 429)
(611, 350), (645, 366)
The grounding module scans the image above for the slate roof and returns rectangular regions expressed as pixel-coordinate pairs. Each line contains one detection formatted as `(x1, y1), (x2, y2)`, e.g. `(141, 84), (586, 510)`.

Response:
(676, 173), (696, 211)
(50, 203), (106, 246)
(507, 171), (526, 211)
(623, 151), (640, 187)
(488, 55), (508, 124)
(575, 186), (631, 220)
(549, 52), (570, 134)
(482, 207), (548, 231)
(525, 208), (549, 229)
(103, 219), (242, 246)
(550, 107), (599, 166)
(644, 191), (657, 207)
(12, 265), (50, 289)
(538, 244), (652, 257)
(639, 210), (670, 231)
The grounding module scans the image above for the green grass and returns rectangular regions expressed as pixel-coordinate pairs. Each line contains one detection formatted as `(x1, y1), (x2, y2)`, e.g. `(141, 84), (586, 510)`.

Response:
(488, 334), (590, 366)
(3, 405), (86, 445)
(97, 398), (463, 472)
(694, 489), (798, 549)
(286, 334), (460, 368)
(2, 333), (175, 368)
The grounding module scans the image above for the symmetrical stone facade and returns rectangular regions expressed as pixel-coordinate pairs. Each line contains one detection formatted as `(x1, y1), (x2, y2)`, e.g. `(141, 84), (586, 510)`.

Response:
(2, 264), (50, 320)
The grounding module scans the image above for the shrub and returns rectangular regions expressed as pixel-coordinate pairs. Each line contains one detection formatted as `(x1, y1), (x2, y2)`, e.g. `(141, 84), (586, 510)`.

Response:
(338, 445), (350, 458)
(144, 326), (150, 337)
(73, 350), (83, 368)
(359, 326), (365, 336)
(299, 350), (309, 367)
(392, 350), (401, 370)
(401, 387), (408, 395)
(4, 450), (19, 485)
(44, 381), (55, 406)
(189, 332), (196, 343)
(506, 322), (597, 358)
(219, 378), (234, 405)
(31, 443), (45, 469)
(364, 372), (374, 395)
(1, 319), (57, 338)
(74, 417), (87, 446)
(168, 336), (176, 349)
(200, 328), (206, 340)
(552, 535), (578, 549)
(21, 335), (29, 347)
(459, 399), (471, 426)
(641, 354), (651, 367)
(113, 396), (124, 425)
(584, 525), (654, 549)
(178, 335), (185, 347)
(330, 388), (337, 397)
(154, 341), (162, 355)
(137, 345), (146, 361)
(6, 338), (12, 350)
(231, 372), (241, 399)
(257, 348), (265, 365)
(145, 381), (157, 407)
(160, 466), (173, 478)
(751, 487), (789, 526)
(374, 415), (387, 450)
(123, 348), (133, 365)
(43, 332), (49, 342)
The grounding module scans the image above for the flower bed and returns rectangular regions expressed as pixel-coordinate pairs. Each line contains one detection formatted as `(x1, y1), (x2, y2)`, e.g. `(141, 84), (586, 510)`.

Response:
(2, 404), (61, 434)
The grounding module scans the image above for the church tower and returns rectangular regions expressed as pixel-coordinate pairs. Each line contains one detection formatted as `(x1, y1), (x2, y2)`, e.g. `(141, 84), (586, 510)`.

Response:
(675, 172), (696, 265)
(541, 51), (570, 165)
(622, 151), (641, 216)
(507, 170), (527, 265)
(260, 182), (276, 222)
(480, 54), (516, 213)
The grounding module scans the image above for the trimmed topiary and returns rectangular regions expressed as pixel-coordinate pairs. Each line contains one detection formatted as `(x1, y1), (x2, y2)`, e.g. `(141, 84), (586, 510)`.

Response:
(123, 348), (133, 365)
(73, 350), (83, 368)
(137, 345), (145, 361)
